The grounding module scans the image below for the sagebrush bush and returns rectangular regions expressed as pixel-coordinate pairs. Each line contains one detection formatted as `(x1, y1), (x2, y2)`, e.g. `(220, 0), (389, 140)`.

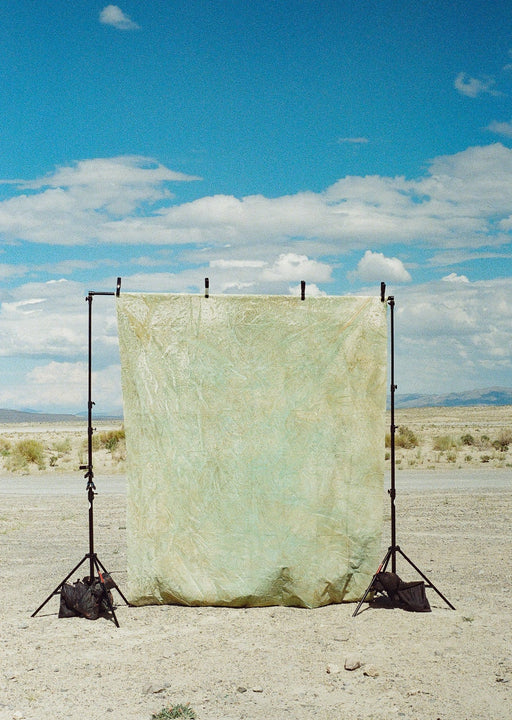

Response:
(87, 427), (125, 453)
(385, 425), (418, 449)
(493, 429), (512, 452)
(433, 435), (458, 452)
(0, 438), (11, 456)
(7, 438), (45, 470)
(152, 705), (196, 719)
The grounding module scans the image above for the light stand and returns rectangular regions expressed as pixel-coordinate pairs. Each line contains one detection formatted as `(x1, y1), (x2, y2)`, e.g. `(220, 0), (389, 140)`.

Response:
(32, 278), (130, 626)
(352, 284), (455, 616)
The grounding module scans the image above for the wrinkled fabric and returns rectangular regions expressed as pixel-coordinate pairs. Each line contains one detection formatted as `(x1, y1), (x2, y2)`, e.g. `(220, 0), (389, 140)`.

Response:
(116, 293), (387, 607)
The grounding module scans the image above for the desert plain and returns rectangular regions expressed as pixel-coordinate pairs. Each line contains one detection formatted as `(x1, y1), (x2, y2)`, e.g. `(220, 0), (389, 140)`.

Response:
(0, 405), (511, 720)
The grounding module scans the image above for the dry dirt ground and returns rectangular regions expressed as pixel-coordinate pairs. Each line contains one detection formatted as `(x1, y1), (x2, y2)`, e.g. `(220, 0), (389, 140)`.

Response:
(0, 409), (511, 720)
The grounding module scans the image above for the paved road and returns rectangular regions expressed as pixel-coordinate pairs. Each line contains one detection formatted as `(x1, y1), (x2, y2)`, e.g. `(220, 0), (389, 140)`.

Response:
(0, 468), (510, 495)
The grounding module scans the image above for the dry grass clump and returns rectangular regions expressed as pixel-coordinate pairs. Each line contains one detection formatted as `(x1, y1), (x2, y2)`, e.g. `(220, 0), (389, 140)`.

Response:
(6, 438), (46, 471)
(0, 421), (126, 474)
(151, 705), (196, 719)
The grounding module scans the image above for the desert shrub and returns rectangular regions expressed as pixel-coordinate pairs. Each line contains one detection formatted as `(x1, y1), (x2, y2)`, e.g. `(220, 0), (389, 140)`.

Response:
(86, 427), (125, 453)
(433, 435), (457, 452)
(492, 430), (512, 452)
(395, 425), (418, 449)
(49, 438), (72, 466)
(461, 433), (475, 446)
(0, 438), (11, 456)
(481, 454), (491, 463)
(385, 425), (418, 449)
(97, 428), (125, 452)
(53, 438), (72, 455)
(7, 438), (45, 470)
(152, 705), (196, 719)
(446, 451), (457, 463)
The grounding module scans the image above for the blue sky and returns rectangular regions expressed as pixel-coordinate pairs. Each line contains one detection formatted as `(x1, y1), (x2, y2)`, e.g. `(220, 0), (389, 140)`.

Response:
(1, 1), (512, 413)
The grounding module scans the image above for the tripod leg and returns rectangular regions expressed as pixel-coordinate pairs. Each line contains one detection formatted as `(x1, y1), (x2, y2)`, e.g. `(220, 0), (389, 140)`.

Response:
(93, 558), (120, 628)
(352, 547), (393, 617)
(94, 555), (131, 606)
(31, 555), (89, 617)
(396, 546), (455, 610)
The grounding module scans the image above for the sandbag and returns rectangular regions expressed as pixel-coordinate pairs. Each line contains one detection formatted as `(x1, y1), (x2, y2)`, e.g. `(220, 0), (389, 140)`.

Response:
(373, 571), (431, 612)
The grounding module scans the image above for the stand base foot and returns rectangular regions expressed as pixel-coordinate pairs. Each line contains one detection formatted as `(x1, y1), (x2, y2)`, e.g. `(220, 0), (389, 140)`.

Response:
(352, 545), (455, 617)
(32, 553), (131, 627)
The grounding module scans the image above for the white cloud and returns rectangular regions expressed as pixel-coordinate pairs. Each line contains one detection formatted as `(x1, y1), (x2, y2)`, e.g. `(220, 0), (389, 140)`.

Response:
(338, 137), (369, 144)
(2, 145), (512, 257)
(99, 5), (139, 30)
(0, 361), (121, 414)
(0, 279), (118, 366)
(393, 277), (512, 394)
(454, 72), (498, 97)
(0, 156), (200, 245)
(442, 272), (470, 283)
(486, 120), (512, 138)
(261, 253), (332, 282)
(118, 252), (333, 296)
(349, 250), (412, 284)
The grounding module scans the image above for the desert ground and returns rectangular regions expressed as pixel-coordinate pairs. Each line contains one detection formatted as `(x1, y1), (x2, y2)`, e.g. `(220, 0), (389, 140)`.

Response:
(0, 406), (511, 719)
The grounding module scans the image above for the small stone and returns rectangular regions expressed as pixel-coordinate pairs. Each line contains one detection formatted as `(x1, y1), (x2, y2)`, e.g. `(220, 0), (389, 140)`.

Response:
(326, 663), (341, 674)
(344, 655), (361, 671)
(144, 684), (166, 694)
(237, 686), (248, 693)
(252, 686), (263, 693)
(363, 664), (380, 678)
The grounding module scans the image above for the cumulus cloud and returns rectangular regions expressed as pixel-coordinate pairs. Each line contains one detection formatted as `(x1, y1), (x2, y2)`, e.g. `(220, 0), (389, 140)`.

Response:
(99, 5), (139, 30)
(380, 277), (512, 395)
(0, 156), (200, 245)
(442, 272), (470, 283)
(486, 120), (512, 138)
(454, 72), (498, 97)
(348, 250), (412, 284)
(2, 145), (512, 257)
(0, 360), (121, 414)
(260, 253), (332, 282)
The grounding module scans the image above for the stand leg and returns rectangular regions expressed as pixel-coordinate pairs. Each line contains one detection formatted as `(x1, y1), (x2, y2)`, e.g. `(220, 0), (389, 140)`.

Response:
(396, 546), (455, 610)
(352, 547), (393, 617)
(94, 555), (131, 607)
(93, 557), (120, 628)
(352, 544), (455, 616)
(31, 554), (90, 617)
(32, 553), (131, 623)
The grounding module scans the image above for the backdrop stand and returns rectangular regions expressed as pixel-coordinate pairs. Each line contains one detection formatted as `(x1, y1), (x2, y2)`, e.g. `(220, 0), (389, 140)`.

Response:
(32, 278), (130, 626)
(352, 284), (455, 616)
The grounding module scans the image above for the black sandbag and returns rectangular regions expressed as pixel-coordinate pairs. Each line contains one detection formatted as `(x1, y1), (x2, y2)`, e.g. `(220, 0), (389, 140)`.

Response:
(59, 576), (114, 620)
(373, 571), (431, 612)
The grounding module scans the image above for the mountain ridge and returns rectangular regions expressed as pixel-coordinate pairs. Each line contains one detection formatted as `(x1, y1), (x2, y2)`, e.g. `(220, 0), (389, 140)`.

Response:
(1, 387), (511, 422)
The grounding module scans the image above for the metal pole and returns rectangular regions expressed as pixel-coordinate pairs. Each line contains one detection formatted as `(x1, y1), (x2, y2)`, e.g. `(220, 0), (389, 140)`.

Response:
(388, 296), (397, 572)
(86, 293), (96, 582)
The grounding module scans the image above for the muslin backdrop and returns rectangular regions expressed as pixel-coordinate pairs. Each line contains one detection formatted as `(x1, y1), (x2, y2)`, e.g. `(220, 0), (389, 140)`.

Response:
(116, 293), (387, 607)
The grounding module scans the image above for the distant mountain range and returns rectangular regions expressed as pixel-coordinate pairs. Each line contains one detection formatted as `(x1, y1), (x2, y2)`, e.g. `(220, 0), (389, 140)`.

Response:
(0, 409), (120, 423)
(394, 387), (512, 409)
(0, 387), (511, 423)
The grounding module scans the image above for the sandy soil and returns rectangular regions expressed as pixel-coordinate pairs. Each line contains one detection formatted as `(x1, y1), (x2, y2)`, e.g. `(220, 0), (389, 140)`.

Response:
(0, 411), (511, 719)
